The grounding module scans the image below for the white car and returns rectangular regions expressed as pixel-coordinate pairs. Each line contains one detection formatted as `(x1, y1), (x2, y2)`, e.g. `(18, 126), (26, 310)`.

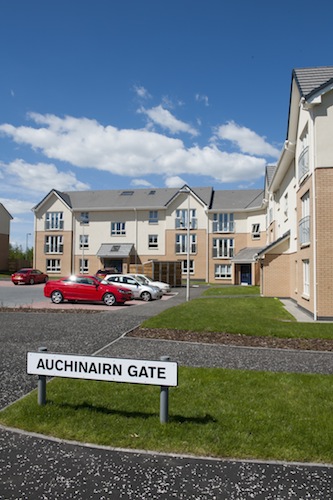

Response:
(129, 274), (171, 294)
(103, 274), (163, 301)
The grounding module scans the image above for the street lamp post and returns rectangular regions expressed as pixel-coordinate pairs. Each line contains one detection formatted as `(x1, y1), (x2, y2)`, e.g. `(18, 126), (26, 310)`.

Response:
(80, 216), (85, 274)
(179, 187), (191, 301)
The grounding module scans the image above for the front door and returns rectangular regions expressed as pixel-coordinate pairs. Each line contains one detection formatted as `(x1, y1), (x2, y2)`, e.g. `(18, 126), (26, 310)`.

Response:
(240, 264), (251, 285)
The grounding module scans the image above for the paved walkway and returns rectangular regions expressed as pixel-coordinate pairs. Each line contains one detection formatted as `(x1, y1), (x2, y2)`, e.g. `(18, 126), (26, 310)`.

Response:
(1, 287), (332, 498)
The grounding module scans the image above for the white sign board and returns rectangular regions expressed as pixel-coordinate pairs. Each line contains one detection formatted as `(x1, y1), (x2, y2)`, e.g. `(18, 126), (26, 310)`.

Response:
(27, 352), (178, 387)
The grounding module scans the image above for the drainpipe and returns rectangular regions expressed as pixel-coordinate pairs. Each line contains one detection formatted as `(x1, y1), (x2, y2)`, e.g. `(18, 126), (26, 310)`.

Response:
(309, 108), (318, 320)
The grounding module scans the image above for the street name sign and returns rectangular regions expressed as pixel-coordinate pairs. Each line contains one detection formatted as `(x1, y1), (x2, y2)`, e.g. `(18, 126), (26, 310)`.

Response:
(27, 352), (178, 386)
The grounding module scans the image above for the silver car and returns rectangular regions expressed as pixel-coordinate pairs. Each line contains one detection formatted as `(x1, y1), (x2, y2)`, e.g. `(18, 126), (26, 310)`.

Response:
(103, 274), (162, 301)
(129, 274), (171, 294)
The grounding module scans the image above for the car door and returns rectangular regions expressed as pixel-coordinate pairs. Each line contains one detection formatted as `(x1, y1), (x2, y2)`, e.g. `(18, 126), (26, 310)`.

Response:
(119, 276), (140, 298)
(75, 277), (100, 302)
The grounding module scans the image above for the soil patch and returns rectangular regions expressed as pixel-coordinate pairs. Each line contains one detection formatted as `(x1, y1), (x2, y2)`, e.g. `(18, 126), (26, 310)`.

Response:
(128, 327), (333, 352)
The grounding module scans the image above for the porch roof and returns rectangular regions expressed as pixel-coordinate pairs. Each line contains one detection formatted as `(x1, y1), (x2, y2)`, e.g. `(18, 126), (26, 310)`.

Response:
(256, 231), (290, 258)
(97, 243), (134, 258)
(232, 247), (264, 263)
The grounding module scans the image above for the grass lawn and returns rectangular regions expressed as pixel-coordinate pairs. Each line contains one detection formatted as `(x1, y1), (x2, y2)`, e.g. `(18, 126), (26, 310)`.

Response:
(142, 295), (333, 339)
(1, 367), (333, 463)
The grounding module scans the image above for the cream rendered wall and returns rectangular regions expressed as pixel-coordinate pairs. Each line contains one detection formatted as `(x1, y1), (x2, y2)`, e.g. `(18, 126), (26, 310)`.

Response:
(271, 162), (297, 253)
(135, 210), (166, 256)
(314, 90), (333, 167)
(35, 195), (73, 232)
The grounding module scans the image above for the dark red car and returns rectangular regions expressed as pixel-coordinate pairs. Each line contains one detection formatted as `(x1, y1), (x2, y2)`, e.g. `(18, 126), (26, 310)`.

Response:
(44, 275), (132, 306)
(12, 268), (49, 285)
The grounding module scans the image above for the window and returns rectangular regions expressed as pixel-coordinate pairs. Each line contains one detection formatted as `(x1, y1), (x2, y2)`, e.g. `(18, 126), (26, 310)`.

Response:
(212, 213), (234, 232)
(80, 212), (89, 224)
(215, 264), (232, 279)
(120, 190), (134, 196)
(45, 235), (63, 254)
(111, 222), (126, 235)
(176, 234), (197, 254)
(251, 224), (260, 240)
(46, 259), (61, 272)
(182, 259), (194, 274)
(284, 193), (288, 218)
(45, 212), (64, 230)
(299, 191), (310, 246)
(79, 234), (89, 249)
(298, 125), (309, 181)
(302, 259), (310, 298)
(175, 209), (197, 229)
(212, 238), (234, 258)
(80, 258), (89, 274)
(149, 210), (158, 224)
(148, 235), (158, 249)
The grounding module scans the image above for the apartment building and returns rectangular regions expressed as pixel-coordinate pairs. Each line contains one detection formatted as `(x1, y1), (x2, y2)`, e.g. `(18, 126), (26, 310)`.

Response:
(258, 66), (333, 320)
(0, 203), (13, 271)
(32, 186), (266, 285)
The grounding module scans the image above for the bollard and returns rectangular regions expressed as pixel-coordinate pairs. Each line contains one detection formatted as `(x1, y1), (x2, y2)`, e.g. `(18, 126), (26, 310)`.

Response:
(160, 356), (170, 423)
(38, 347), (47, 405)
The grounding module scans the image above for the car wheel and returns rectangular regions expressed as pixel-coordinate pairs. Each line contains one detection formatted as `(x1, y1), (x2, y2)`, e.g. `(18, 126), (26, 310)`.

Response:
(13, 282), (18, 285)
(141, 291), (152, 302)
(103, 293), (116, 306)
(51, 290), (64, 304)
(29, 278), (35, 285)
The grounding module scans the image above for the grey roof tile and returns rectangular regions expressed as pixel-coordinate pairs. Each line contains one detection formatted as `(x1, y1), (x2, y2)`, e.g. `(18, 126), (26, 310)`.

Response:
(293, 66), (333, 99)
(210, 189), (264, 210)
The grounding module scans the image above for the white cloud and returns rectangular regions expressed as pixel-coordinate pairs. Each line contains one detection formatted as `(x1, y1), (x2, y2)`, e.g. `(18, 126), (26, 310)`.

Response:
(133, 85), (151, 99)
(139, 105), (199, 136)
(165, 176), (186, 188)
(214, 121), (280, 158)
(0, 113), (270, 185)
(0, 197), (33, 215)
(0, 159), (89, 194)
(195, 94), (209, 107)
(131, 178), (154, 187)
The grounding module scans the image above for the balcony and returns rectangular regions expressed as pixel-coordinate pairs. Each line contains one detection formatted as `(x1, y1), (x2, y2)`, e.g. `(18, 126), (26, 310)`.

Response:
(299, 215), (310, 246)
(298, 146), (309, 182)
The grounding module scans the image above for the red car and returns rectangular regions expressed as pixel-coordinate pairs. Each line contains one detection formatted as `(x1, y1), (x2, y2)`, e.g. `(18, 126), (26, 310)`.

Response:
(44, 275), (132, 306)
(12, 268), (49, 285)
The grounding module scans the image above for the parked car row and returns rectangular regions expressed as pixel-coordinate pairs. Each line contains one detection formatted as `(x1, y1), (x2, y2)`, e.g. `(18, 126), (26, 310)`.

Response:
(11, 268), (172, 308)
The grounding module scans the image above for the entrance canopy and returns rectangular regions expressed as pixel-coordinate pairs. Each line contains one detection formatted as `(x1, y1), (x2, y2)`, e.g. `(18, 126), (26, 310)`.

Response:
(96, 243), (134, 258)
(232, 247), (264, 263)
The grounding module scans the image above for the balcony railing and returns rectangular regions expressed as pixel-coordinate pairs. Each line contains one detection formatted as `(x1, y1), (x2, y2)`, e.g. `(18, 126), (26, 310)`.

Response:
(299, 215), (310, 245)
(298, 146), (309, 181)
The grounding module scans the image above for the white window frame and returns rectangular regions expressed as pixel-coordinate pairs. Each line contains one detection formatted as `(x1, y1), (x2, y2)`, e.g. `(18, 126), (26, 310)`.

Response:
(215, 264), (232, 279)
(302, 259), (310, 298)
(251, 224), (260, 240)
(175, 209), (197, 229)
(80, 258), (89, 274)
(45, 235), (63, 254)
(212, 238), (234, 258)
(111, 222), (126, 236)
(79, 234), (89, 249)
(45, 212), (64, 230)
(46, 258), (61, 273)
(212, 213), (234, 232)
(148, 234), (158, 249)
(149, 210), (158, 224)
(176, 234), (197, 254)
(80, 212), (89, 225)
(182, 259), (194, 275)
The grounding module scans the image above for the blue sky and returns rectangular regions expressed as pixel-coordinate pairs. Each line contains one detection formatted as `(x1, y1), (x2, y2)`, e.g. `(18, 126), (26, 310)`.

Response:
(1, 0), (332, 248)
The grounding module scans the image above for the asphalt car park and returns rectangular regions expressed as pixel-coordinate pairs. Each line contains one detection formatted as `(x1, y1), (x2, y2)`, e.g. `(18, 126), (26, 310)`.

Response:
(0, 280), (173, 310)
